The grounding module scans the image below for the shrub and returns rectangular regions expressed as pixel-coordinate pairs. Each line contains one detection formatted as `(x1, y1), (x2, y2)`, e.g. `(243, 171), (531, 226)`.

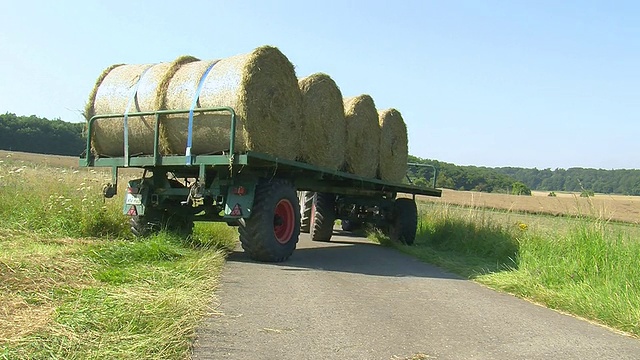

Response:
(580, 190), (595, 198)
(511, 181), (532, 196)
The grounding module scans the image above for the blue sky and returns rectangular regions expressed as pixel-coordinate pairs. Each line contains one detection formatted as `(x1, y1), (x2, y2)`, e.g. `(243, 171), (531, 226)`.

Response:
(1, 1), (638, 169)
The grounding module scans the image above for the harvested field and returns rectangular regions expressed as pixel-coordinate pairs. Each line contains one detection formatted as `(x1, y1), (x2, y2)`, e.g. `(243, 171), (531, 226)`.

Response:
(7, 150), (638, 224)
(417, 189), (640, 224)
(0, 150), (79, 168)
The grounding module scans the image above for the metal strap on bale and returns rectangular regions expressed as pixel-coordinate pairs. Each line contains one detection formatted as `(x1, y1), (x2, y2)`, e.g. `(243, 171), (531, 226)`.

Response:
(186, 60), (220, 165)
(123, 65), (154, 167)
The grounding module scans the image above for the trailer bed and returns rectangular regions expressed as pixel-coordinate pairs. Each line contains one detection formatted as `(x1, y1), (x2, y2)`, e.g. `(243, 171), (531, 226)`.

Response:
(83, 150), (441, 198)
(80, 107), (441, 199)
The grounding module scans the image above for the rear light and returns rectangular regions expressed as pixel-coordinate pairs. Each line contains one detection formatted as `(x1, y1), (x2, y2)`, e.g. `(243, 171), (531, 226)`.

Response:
(232, 186), (246, 196)
(128, 187), (139, 194)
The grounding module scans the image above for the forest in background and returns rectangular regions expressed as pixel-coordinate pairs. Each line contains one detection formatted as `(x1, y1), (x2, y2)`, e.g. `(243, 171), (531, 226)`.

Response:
(0, 113), (85, 156)
(1, 113), (638, 195)
(408, 156), (640, 196)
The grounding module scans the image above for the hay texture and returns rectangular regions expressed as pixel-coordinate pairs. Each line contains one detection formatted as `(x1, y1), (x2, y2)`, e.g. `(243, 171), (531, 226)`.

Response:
(86, 55), (199, 156)
(161, 46), (303, 159)
(378, 109), (408, 182)
(343, 95), (380, 178)
(298, 73), (346, 170)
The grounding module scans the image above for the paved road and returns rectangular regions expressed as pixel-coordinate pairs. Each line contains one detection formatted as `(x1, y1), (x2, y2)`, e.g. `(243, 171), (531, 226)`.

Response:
(192, 231), (640, 360)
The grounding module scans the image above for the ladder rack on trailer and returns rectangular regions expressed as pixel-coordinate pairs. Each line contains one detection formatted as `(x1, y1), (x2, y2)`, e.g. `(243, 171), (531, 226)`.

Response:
(80, 107), (442, 262)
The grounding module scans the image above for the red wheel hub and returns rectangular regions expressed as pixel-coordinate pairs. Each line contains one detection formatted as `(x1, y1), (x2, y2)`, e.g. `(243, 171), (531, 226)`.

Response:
(274, 199), (295, 244)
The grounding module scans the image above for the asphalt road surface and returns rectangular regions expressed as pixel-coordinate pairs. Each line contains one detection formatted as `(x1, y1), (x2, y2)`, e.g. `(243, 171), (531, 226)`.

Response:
(192, 230), (640, 360)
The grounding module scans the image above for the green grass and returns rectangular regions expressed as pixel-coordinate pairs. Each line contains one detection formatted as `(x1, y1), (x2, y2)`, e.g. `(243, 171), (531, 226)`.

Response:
(374, 202), (640, 337)
(0, 158), (238, 359)
(0, 161), (128, 238)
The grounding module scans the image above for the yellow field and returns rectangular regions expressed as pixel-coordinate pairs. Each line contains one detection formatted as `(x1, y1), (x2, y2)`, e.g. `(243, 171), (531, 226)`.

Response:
(0, 149), (80, 168)
(419, 189), (640, 224)
(3, 149), (639, 224)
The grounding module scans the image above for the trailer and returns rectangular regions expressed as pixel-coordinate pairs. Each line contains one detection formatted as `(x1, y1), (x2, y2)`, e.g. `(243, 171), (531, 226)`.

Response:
(81, 107), (442, 262)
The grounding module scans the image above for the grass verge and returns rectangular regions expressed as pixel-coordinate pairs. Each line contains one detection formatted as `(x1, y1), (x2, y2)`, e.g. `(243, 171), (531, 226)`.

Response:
(372, 202), (640, 337)
(0, 156), (238, 359)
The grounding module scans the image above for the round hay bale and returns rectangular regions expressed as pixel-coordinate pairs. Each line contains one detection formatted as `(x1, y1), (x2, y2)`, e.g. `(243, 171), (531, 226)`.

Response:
(298, 73), (346, 170)
(90, 63), (155, 156)
(343, 95), (380, 178)
(161, 46), (303, 159)
(84, 63), (124, 121)
(86, 55), (199, 156)
(378, 108), (408, 182)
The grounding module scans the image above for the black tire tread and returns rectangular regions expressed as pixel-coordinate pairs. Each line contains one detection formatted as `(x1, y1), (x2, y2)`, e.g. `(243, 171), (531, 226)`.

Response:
(311, 192), (335, 242)
(389, 198), (418, 245)
(300, 191), (314, 233)
(130, 208), (193, 238)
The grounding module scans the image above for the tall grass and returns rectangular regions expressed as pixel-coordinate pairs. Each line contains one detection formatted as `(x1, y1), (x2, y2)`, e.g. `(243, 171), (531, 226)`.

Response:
(484, 222), (640, 335)
(0, 160), (127, 238)
(0, 157), (239, 359)
(386, 202), (640, 337)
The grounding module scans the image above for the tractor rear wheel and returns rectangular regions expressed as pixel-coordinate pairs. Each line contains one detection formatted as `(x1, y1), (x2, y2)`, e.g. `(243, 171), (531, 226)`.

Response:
(239, 179), (300, 262)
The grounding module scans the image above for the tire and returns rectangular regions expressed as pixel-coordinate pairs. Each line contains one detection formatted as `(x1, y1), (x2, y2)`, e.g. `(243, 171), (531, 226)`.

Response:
(310, 192), (336, 242)
(239, 179), (300, 262)
(130, 208), (163, 237)
(299, 191), (314, 233)
(341, 219), (361, 232)
(130, 208), (194, 237)
(388, 198), (418, 245)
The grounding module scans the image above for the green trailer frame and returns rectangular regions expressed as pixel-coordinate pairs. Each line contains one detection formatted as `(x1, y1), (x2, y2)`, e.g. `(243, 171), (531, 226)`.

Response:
(80, 107), (442, 261)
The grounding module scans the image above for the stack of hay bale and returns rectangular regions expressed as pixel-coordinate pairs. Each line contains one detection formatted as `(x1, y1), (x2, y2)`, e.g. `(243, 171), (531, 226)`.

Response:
(85, 46), (302, 160)
(85, 45), (409, 182)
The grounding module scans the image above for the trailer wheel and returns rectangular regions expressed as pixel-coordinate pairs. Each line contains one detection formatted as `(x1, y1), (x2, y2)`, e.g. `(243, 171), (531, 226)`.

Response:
(239, 179), (300, 262)
(299, 191), (314, 233)
(130, 209), (162, 237)
(389, 198), (418, 245)
(310, 192), (336, 242)
(130, 209), (194, 237)
(341, 219), (361, 232)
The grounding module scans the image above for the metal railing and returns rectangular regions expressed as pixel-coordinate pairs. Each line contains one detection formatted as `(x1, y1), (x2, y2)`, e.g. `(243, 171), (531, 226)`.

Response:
(84, 107), (236, 167)
(406, 163), (438, 189)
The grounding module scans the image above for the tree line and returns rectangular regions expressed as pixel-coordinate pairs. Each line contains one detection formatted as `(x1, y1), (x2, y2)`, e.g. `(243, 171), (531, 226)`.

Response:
(0, 113), (85, 156)
(407, 155), (531, 195)
(408, 155), (640, 196)
(494, 167), (640, 196)
(2, 113), (638, 195)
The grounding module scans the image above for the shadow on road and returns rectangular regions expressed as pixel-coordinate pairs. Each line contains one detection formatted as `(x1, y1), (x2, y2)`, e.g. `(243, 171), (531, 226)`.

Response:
(226, 232), (462, 280)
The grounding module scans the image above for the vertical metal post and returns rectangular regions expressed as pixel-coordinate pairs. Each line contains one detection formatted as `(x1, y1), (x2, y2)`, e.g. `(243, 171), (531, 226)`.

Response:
(153, 113), (161, 166)
(111, 166), (119, 190)
(228, 108), (236, 156)
(85, 118), (95, 167)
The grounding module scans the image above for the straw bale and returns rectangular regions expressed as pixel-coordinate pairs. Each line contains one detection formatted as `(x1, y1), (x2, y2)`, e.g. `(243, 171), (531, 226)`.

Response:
(86, 56), (199, 156)
(343, 95), (380, 178)
(298, 73), (346, 170)
(378, 108), (408, 182)
(84, 63), (123, 121)
(90, 63), (155, 156)
(161, 46), (302, 159)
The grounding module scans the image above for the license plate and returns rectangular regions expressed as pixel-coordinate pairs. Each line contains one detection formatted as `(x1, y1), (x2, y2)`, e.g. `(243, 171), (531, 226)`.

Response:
(125, 193), (142, 205)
